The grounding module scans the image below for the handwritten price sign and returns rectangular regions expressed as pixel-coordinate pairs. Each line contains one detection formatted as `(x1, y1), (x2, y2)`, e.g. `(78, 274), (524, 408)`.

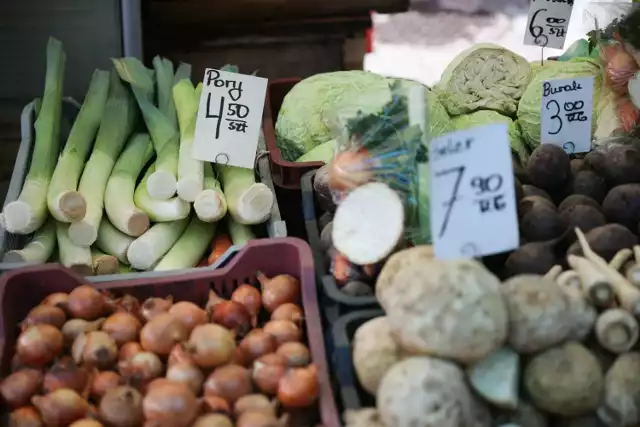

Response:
(541, 75), (594, 154)
(523, 0), (574, 49)
(429, 123), (519, 259)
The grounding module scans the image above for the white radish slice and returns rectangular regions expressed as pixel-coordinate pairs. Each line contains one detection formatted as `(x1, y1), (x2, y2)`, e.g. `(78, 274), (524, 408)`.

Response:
(467, 347), (519, 410)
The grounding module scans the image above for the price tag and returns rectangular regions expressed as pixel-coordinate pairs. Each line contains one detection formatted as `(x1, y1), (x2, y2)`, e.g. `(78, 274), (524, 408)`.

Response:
(429, 123), (519, 259)
(541, 75), (594, 154)
(192, 69), (268, 169)
(523, 0), (574, 49)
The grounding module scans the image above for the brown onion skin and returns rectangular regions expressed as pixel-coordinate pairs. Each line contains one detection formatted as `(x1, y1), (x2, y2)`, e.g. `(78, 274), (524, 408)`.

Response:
(43, 357), (89, 395)
(9, 406), (43, 427)
(168, 344), (195, 367)
(270, 303), (304, 326)
(204, 365), (253, 404)
(231, 285), (262, 319)
(67, 286), (107, 320)
(238, 329), (277, 365)
(99, 386), (144, 427)
(168, 302), (208, 333)
(140, 296), (173, 322)
(31, 388), (90, 427)
(277, 365), (319, 408)
(82, 331), (118, 370)
(89, 371), (121, 401)
(118, 352), (163, 389)
(234, 394), (275, 418)
(69, 419), (104, 427)
(210, 301), (252, 338)
(110, 294), (141, 320)
(101, 312), (141, 347)
(1, 369), (43, 408)
(235, 412), (281, 427)
(118, 342), (143, 364)
(143, 382), (198, 427)
(140, 313), (188, 356)
(263, 320), (302, 346)
(185, 324), (236, 369)
(205, 290), (225, 313)
(252, 354), (287, 396)
(192, 414), (233, 427)
(276, 342), (311, 367)
(166, 362), (204, 395)
(202, 394), (231, 415)
(61, 319), (104, 349)
(17, 324), (64, 366)
(21, 305), (67, 331)
(42, 293), (69, 311)
(257, 273), (300, 313)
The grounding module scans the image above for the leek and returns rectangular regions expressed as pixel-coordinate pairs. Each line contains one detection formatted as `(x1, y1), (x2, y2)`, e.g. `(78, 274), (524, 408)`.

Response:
(194, 162), (227, 222)
(91, 248), (119, 275)
(118, 263), (134, 273)
(47, 70), (110, 222)
(134, 164), (190, 222)
(154, 217), (216, 271)
(227, 215), (256, 246)
(154, 56), (177, 128)
(3, 38), (66, 233)
(56, 221), (93, 276)
(174, 62), (192, 84)
(174, 79), (204, 202)
(127, 217), (190, 270)
(104, 133), (153, 236)
(217, 165), (274, 225)
(68, 71), (138, 246)
(96, 219), (134, 264)
(114, 57), (179, 200)
(2, 218), (56, 263)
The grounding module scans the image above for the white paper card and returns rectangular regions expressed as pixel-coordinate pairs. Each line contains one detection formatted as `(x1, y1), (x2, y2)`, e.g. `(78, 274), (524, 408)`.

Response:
(523, 0), (574, 49)
(540, 75), (594, 154)
(429, 123), (520, 259)
(192, 69), (268, 169)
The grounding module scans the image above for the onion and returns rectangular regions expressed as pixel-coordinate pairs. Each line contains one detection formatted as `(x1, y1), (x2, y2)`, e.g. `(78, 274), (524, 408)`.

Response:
(11, 353), (29, 372)
(185, 324), (236, 369)
(67, 286), (107, 320)
(140, 313), (188, 356)
(69, 419), (104, 427)
(0, 369), (43, 408)
(231, 285), (261, 320)
(143, 382), (198, 427)
(205, 290), (226, 313)
(230, 347), (248, 367)
(202, 394), (231, 414)
(270, 303), (304, 326)
(145, 378), (173, 393)
(42, 292), (70, 312)
(140, 296), (173, 322)
(32, 388), (90, 427)
(17, 324), (64, 366)
(82, 331), (118, 369)
(168, 301), (208, 333)
(277, 364), (319, 408)
(166, 362), (204, 395)
(110, 294), (141, 319)
(210, 301), (252, 338)
(101, 312), (141, 346)
(9, 406), (43, 427)
(276, 342), (311, 367)
(257, 273), (300, 313)
(252, 354), (287, 395)
(99, 386), (144, 427)
(62, 318), (104, 348)
(238, 329), (276, 364)
(263, 320), (302, 346)
(89, 371), (121, 401)
(192, 414), (234, 427)
(21, 305), (67, 330)
(118, 342), (143, 363)
(236, 412), (282, 427)
(234, 394), (276, 418)
(118, 352), (163, 388)
(43, 357), (89, 394)
(168, 344), (195, 366)
(204, 365), (253, 404)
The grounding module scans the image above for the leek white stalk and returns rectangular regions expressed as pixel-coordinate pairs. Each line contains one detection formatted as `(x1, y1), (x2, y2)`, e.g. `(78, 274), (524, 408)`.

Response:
(68, 71), (138, 246)
(174, 79), (203, 202)
(227, 215), (256, 246)
(3, 38), (66, 233)
(114, 58), (179, 200)
(126, 217), (190, 270)
(217, 165), (274, 225)
(56, 221), (93, 276)
(47, 69), (110, 222)
(104, 133), (153, 236)
(154, 217), (216, 271)
(2, 218), (56, 263)
(194, 162), (227, 222)
(134, 164), (190, 222)
(96, 219), (134, 264)
(91, 248), (119, 275)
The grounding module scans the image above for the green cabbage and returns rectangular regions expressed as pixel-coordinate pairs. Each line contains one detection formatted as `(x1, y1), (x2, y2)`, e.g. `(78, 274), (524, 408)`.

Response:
(436, 43), (533, 117)
(451, 111), (530, 165)
(517, 58), (602, 149)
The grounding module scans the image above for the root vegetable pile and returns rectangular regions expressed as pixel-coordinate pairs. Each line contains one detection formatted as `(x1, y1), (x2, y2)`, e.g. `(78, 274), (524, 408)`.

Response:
(2, 274), (320, 427)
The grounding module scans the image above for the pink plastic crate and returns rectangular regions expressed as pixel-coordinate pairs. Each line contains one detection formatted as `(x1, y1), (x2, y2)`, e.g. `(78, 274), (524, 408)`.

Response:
(0, 237), (339, 427)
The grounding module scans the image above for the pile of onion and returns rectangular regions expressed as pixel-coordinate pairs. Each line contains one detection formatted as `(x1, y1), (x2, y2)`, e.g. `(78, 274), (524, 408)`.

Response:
(3, 275), (319, 427)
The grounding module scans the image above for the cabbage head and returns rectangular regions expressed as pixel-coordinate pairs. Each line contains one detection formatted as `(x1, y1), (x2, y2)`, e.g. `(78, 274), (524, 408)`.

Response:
(517, 58), (602, 149)
(452, 111), (530, 165)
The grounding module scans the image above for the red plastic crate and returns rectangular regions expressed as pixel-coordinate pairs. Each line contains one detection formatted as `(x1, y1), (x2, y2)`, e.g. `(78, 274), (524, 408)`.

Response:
(263, 78), (325, 189)
(0, 237), (339, 427)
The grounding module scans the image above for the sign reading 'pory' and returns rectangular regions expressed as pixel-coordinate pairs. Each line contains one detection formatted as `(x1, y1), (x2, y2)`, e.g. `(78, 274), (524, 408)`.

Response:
(429, 123), (519, 260)
(523, 0), (574, 49)
(541, 75), (594, 154)
(192, 69), (268, 169)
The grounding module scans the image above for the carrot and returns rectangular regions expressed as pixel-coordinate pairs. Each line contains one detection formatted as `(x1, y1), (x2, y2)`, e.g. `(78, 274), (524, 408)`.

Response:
(616, 96), (640, 132)
(207, 233), (233, 266)
(332, 252), (353, 285)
